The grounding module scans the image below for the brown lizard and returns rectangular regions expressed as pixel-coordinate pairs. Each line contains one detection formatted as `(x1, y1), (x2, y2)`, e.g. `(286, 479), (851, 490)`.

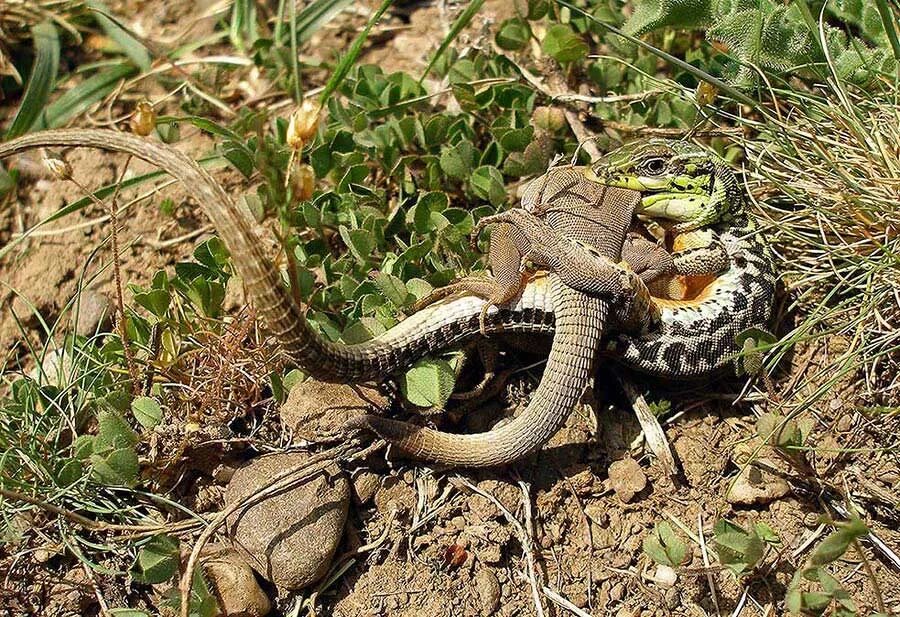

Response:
(0, 131), (775, 467)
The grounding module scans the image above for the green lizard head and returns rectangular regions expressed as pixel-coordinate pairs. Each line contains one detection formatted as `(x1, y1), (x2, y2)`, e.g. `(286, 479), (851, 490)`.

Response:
(585, 139), (743, 232)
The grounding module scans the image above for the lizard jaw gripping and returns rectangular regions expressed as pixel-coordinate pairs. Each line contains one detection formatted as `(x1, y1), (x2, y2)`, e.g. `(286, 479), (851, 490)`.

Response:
(584, 138), (742, 232)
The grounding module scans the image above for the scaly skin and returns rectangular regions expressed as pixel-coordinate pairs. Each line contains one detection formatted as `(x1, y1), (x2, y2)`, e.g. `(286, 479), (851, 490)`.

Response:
(0, 129), (646, 469)
(0, 129), (555, 383)
(0, 131), (776, 465)
(350, 143), (777, 463)
(347, 194), (655, 466)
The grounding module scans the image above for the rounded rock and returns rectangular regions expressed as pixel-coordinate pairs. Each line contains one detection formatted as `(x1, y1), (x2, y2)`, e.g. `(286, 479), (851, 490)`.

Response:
(201, 545), (271, 616)
(224, 452), (349, 590)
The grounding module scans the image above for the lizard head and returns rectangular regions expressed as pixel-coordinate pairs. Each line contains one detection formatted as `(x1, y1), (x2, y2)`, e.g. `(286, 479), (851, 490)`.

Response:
(585, 139), (742, 232)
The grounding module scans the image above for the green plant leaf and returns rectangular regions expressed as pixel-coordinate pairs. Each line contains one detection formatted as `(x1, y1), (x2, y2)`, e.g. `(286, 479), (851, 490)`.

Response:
(642, 522), (687, 567)
(131, 397), (163, 429)
(292, 0), (356, 44)
(339, 226), (375, 263)
(6, 22), (60, 139)
(373, 272), (410, 307)
(401, 358), (456, 408)
(134, 289), (170, 319)
(712, 519), (764, 576)
(496, 17), (532, 51)
(440, 142), (474, 180)
(88, 1), (153, 70)
(36, 63), (138, 130)
(810, 519), (868, 566)
(541, 24), (588, 64)
(469, 165), (506, 206)
(90, 447), (139, 487)
(95, 407), (139, 452)
(133, 535), (180, 584)
(624, 0), (714, 36)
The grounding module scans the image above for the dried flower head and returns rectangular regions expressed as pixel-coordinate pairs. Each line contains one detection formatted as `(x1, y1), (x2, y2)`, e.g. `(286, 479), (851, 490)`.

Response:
(287, 99), (322, 150)
(290, 164), (315, 201)
(42, 150), (72, 181)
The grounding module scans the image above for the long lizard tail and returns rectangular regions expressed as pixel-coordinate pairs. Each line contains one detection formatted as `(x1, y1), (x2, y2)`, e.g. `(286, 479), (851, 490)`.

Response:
(346, 276), (606, 467)
(0, 129), (536, 382)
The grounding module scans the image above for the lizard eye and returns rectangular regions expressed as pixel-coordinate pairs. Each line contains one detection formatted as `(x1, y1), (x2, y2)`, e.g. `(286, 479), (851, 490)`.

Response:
(641, 157), (667, 176)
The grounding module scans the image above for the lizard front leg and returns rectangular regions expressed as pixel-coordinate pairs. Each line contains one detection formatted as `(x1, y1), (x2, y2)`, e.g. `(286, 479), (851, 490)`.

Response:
(412, 223), (528, 334)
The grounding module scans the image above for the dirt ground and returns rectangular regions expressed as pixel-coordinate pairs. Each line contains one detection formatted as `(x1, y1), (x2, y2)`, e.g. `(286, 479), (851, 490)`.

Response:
(1, 1), (898, 616)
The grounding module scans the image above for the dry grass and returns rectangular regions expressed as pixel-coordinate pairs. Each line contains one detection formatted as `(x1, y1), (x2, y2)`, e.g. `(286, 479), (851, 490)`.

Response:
(739, 75), (900, 409)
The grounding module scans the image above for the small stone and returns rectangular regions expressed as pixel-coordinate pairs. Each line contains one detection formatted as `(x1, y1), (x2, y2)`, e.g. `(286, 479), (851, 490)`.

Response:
(350, 469), (380, 505)
(651, 564), (677, 588)
(835, 414), (854, 432)
(726, 465), (790, 506)
(474, 569), (501, 616)
(225, 452), (349, 590)
(31, 347), (74, 388)
(202, 545), (271, 616)
(608, 458), (647, 503)
(74, 290), (111, 336)
(664, 587), (680, 610)
(280, 381), (387, 439)
(609, 582), (625, 601)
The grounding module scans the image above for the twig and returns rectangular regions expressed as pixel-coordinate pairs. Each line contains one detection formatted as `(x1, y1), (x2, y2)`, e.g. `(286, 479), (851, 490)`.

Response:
(0, 486), (200, 535)
(617, 374), (679, 482)
(138, 225), (213, 250)
(542, 586), (593, 617)
(697, 513), (721, 616)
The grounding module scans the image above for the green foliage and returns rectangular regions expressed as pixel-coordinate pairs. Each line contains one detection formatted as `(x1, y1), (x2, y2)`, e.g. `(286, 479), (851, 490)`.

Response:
(642, 522), (688, 567)
(734, 327), (776, 376)
(624, 0), (896, 85)
(401, 358), (457, 409)
(786, 519), (869, 615)
(132, 535), (180, 583)
(5, 22), (59, 139)
(496, 17), (532, 51)
(756, 413), (813, 451)
(131, 397), (163, 430)
(712, 519), (780, 576)
(542, 24), (589, 64)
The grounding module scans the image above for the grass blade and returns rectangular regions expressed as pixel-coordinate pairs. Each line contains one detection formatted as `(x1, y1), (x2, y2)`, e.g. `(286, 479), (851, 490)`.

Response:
(419, 0), (486, 83)
(873, 0), (900, 63)
(294, 0), (355, 45)
(35, 63), (138, 130)
(5, 22), (60, 139)
(554, 0), (759, 109)
(88, 1), (153, 71)
(319, 0), (393, 105)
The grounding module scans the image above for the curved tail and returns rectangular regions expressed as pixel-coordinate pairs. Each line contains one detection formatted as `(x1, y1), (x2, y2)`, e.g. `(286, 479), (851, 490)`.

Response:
(346, 276), (606, 467)
(0, 129), (513, 381)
